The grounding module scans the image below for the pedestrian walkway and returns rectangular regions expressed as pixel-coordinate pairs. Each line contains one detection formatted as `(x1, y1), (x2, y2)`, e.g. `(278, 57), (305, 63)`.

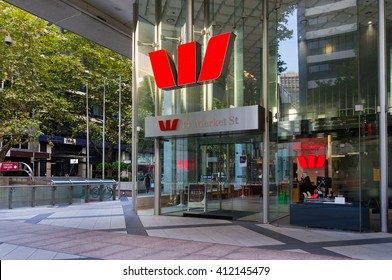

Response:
(0, 197), (391, 260)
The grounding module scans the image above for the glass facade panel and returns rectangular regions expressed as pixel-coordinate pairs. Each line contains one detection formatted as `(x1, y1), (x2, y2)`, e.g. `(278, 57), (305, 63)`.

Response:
(135, 14), (155, 203)
(273, 0), (382, 231)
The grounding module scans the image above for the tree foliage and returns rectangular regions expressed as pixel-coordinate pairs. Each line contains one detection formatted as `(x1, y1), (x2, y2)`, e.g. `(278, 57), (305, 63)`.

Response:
(277, 4), (295, 74)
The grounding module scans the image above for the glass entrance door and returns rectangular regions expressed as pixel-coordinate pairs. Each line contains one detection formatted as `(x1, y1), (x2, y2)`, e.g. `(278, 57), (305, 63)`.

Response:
(187, 136), (264, 221)
(159, 133), (265, 222)
(201, 143), (232, 216)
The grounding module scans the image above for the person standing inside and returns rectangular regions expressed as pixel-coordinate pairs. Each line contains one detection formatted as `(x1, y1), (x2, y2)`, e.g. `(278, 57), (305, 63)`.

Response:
(144, 173), (151, 193)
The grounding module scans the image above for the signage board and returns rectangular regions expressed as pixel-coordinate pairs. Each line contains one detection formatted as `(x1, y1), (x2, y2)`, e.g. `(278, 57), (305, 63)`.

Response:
(187, 184), (206, 210)
(239, 155), (247, 167)
(0, 162), (19, 171)
(145, 105), (264, 138)
(64, 138), (76, 145)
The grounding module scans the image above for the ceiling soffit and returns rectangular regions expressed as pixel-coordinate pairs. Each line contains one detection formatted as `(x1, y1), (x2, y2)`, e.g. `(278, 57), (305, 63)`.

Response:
(5, 0), (133, 58)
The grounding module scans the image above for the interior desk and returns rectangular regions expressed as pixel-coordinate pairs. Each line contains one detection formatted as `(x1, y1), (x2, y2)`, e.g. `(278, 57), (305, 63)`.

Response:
(240, 184), (262, 197)
(290, 201), (369, 231)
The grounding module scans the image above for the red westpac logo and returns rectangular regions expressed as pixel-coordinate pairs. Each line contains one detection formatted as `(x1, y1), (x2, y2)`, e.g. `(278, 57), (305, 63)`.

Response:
(176, 160), (196, 170)
(158, 119), (179, 131)
(297, 155), (325, 168)
(149, 32), (236, 90)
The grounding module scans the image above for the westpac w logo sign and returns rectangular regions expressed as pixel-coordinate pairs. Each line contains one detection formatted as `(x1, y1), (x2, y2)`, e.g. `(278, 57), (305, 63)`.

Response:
(158, 119), (179, 131)
(149, 32), (235, 90)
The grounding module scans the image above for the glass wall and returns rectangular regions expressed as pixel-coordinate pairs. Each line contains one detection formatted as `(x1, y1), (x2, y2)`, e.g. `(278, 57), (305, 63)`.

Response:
(136, 0), (390, 231)
(275, 0), (383, 231)
(135, 9), (155, 197)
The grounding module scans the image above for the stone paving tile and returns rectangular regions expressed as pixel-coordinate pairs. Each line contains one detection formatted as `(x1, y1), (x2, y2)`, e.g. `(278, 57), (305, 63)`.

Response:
(1, 239), (85, 260)
(53, 252), (86, 260)
(137, 249), (200, 260)
(37, 240), (86, 252)
(103, 233), (168, 247)
(181, 253), (220, 260)
(164, 240), (212, 255)
(63, 230), (112, 242)
(0, 233), (40, 243)
(223, 247), (346, 260)
(325, 243), (392, 260)
(1, 245), (37, 260)
(7, 234), (54, 246)
(0, 243), (20, 258)
(25, 249), (59, 260)
(136, 237), (194, 250)
(192, 243), (241, 258)
(23, 237), (71, 248)
(48, 228), (88, 237)
(82, 244), (136, 259)
(139, 215), (230, 227)
(257, 224), (391, 243)
(104, 246), (164, 260)
(59, 242), (115, 255)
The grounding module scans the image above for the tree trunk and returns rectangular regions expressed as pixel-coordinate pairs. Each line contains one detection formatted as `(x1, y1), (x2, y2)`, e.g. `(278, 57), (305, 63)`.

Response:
(0, 142), (12, 163)
(105, 144), (115, 177)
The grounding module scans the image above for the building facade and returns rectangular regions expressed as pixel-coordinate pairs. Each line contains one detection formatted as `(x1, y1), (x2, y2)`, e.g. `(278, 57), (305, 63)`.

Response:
(279, 72), (299, 109)
(133, 0), (392, 233)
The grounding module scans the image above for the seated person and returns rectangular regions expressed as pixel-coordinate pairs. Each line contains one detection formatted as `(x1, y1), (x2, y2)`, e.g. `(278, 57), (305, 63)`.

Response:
(299, 175), (312, 199)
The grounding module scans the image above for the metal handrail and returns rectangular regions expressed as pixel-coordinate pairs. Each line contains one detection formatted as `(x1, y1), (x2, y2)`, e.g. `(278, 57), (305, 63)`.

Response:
(0, 179), (118, 209)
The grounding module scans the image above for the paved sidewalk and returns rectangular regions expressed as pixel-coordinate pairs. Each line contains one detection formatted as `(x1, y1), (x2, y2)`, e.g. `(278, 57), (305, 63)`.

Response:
(0, 197), (391, 260)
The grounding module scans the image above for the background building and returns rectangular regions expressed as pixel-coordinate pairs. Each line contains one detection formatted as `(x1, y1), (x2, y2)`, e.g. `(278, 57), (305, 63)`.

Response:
(279, 72), (299, 109)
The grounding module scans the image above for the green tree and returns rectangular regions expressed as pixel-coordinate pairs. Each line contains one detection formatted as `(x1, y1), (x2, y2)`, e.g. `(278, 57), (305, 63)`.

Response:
(0, 2), (132, 166)
(0, 3), (86, 162)
(67, 33), (132, 176)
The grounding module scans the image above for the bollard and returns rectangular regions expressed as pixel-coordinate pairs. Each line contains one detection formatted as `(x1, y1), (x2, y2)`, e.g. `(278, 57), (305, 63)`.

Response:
(99, 185), (104, 201)
(51, 186), (56, 206)
(8, 187), (13, 209)
(31, 187), (36, 207)
(68, 186), (73, 205)
(113, 184), (117, 200)
(84, 185), (90, 203)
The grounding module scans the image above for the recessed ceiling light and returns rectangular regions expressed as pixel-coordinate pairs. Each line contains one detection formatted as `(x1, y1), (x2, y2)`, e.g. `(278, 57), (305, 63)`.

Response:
(166, 18), (175, 23)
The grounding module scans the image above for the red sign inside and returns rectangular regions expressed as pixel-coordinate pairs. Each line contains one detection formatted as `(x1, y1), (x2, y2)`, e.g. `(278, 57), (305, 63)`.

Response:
(176, 160), (196, 171)
(297, 155), (325, 169)
(149, 32), (236, 90)
(0, 162), (20, 171)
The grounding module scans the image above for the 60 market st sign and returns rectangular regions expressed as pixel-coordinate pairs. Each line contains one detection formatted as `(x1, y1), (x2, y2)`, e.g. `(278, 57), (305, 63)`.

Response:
(145, 105), (264, 138)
